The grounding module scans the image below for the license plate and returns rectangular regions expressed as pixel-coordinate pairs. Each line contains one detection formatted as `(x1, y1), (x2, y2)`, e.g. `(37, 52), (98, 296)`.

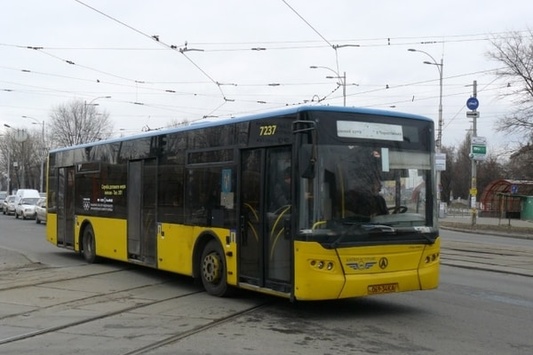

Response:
(367, 283), (399, 295)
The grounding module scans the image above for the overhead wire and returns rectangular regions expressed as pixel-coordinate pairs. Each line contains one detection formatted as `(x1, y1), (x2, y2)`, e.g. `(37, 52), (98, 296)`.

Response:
(3, 2), (528, 123)
(280, 0), (334, 48)
(73, 0), (230, 116)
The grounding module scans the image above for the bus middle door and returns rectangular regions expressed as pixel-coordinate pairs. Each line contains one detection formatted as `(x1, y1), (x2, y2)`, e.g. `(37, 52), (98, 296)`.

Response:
(127, 159), (157, 266)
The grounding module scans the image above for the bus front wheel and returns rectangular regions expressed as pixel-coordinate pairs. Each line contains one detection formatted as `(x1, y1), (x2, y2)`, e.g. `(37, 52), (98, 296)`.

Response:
(200, 240), (231, 297)
(82, 225), (98, 264)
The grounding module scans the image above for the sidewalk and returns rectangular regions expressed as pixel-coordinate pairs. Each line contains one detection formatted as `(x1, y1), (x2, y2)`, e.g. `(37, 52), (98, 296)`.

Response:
(440, 214), (533, 239)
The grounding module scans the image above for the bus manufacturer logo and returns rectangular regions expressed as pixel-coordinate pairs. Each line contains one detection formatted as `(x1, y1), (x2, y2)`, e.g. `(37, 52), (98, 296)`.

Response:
(379, 257), (389, 269)
(82, 198), (91, 211)
(346, 261), (376, 270)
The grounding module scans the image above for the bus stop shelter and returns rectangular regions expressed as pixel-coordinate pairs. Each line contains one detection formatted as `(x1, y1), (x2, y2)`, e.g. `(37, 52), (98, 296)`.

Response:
(479, 179), (533, 220)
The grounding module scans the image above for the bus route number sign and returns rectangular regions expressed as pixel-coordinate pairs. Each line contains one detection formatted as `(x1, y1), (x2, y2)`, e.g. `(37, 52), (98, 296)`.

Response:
(259, 124), (277, 136)
(249, 119), (292, 146)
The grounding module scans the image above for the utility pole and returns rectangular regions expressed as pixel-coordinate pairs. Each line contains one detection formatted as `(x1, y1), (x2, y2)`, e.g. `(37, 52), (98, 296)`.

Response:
(469, 81), (478, 226)
(12, 128), (29, 189)
(342, 71), (346, 106)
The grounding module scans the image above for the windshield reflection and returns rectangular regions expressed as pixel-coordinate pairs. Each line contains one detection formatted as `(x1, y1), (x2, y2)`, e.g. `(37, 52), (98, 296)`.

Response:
(298, 144), (436, 246)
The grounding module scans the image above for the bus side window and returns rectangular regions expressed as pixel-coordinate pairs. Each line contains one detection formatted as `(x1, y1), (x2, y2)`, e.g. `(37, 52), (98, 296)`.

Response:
(186, 168), (234, 228)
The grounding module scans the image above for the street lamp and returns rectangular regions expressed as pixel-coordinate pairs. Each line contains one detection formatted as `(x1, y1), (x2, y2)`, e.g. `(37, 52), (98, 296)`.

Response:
(310, 66), (347, 106)
(408, 48), (444, 214)
(408, 49), (444, 149)
(22, 116), (45, 193)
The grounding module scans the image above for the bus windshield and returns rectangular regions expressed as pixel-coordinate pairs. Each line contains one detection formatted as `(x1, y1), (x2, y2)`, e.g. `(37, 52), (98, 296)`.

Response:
(296, 114), (437, 247)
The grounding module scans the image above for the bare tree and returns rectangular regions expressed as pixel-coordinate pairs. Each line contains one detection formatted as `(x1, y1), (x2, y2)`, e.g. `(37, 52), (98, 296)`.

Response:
(487, 30), (533, 142)
(505, 144), (533, 179)
(439, 145), (455, 203)
(0, 128), (42, 191)
(450, 134), (472, 201)
(48, 99), (113, 148)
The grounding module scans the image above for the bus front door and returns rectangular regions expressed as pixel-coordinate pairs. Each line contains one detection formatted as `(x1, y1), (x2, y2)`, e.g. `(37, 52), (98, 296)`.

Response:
(127, 159), (157, 266)
(239, 148), (292, 294)
(56, 166), (75, 248)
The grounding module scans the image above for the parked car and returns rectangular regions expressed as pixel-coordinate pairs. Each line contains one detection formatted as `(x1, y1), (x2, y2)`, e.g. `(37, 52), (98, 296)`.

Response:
(0, 191), (7, 212)
(15, 197), (40, 220)
(14, 189), (40, 206)
(3, 195), (16, 215)
(35, 197), (47, 224)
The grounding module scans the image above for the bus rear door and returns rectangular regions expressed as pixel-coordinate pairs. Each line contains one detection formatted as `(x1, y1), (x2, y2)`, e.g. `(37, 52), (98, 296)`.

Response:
(56, 166), (75, 248)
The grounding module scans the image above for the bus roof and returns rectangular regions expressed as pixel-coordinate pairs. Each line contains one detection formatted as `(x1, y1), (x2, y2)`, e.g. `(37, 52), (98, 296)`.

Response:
(50, 105), (432, 153)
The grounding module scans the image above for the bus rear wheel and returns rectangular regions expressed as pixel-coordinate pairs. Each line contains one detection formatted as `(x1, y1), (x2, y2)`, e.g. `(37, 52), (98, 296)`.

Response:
(200, 240), (231, 297)
(82, 225), (98, 264)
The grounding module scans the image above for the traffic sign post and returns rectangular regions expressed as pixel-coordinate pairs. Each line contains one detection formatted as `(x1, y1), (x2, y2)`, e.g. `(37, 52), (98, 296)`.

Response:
(466, 96), (479, 110)
(467, 83), (479, 226)
(470, 136), (487, 161)
(466, 110), (479, 118)
(435, 153), (446, 171)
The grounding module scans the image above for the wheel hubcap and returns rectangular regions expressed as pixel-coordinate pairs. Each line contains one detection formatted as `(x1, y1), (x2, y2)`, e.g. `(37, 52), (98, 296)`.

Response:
(202, 252), (221, 283)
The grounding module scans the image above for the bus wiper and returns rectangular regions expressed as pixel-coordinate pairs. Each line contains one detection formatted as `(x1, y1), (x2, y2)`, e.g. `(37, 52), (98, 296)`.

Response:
(361, 224), (396, 233)
(329, 221), (396, 248)
(329, 221), (366, 248)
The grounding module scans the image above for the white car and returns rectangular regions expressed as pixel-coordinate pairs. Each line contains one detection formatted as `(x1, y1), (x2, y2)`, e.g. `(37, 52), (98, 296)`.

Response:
(15, 197), (40, 220)
(3, 195), (16, 215)
(35, 197), (47, 224)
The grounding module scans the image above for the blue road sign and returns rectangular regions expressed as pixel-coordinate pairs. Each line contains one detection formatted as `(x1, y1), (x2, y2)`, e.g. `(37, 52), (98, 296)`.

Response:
(466, 97), (479, 110)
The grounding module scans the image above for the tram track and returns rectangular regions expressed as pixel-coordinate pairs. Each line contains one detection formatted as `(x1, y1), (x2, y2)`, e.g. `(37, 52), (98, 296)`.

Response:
(0, 286), (274, 353)
(0, 289), (205, 346)
(0, 253), (276, 352)
(0, 266), (173, 321)
(122, 301), (273, 355)
(0, 265), (133, 292)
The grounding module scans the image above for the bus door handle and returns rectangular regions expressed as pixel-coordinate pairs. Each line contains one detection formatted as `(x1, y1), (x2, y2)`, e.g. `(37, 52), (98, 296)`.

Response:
(239, 215), (248, 246)
(283, 218), (291, 240)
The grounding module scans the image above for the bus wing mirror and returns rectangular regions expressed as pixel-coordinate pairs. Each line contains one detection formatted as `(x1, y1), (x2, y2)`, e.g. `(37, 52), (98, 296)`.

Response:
(293, 120), (317, 180)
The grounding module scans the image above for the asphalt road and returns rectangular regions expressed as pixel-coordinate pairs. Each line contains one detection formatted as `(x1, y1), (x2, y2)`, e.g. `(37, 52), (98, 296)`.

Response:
(1, 213), (533, 354)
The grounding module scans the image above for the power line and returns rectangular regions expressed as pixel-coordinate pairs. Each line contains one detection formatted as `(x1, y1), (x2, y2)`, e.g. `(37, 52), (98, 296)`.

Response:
(73, 0), (230, 114)
(280, 0), (334, 49)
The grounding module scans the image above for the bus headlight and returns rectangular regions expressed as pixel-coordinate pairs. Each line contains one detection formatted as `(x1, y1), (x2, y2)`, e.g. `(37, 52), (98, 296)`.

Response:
(424, 253), (439, 264)
(310, 259), (335, 271)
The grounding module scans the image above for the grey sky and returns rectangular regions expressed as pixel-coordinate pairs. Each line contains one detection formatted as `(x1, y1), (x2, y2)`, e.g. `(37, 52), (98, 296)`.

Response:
(1, 0), (532, 151)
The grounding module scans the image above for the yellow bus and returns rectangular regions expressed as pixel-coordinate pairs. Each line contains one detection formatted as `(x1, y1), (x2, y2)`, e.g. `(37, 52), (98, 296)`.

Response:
(46, 105), (439, 301)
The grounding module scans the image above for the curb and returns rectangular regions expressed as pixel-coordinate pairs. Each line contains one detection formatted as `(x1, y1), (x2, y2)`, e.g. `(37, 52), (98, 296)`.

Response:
(439, 225), (533, 240)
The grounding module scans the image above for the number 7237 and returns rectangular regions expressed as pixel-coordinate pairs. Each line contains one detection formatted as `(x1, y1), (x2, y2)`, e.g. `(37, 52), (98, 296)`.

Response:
(259, 125), (277, 136)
